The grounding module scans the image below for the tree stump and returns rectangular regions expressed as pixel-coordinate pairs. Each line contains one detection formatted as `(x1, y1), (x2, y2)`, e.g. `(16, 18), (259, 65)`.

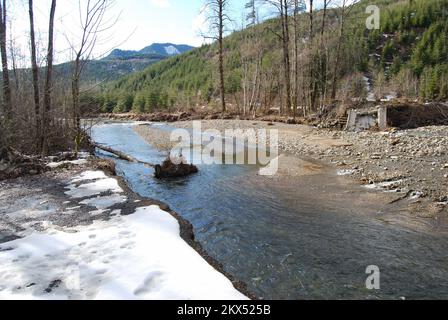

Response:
(154, 157), (198, 179)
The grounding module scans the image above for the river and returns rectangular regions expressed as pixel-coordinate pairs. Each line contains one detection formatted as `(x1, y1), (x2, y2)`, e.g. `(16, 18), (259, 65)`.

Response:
(91, 122), (448, 300)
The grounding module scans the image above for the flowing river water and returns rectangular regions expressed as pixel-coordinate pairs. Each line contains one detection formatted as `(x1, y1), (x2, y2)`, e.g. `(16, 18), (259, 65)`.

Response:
(91, 122), (448, 300)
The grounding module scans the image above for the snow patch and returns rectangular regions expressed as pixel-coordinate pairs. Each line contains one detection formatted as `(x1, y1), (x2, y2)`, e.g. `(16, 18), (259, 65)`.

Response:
(381, 92), (398, 102)
(81, 194), (127, 210)
(364, 179), (404, 192)
(337, 169), (357, 176)
(47, 159), (88, 169)
(65, 171), (123, 199)
(4, 196), (59, 221)
(72, 171), (108, 183)
(164, 45), (180, 56)
(0, 206), (247, 300)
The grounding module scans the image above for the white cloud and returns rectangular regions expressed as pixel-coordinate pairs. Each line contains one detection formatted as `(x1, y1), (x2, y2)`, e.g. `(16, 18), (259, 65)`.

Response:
(305, 0), (361, 12)
(192, 9), (206, 35)
(192, 6), (211, 45)
(150, 0), (171, 8)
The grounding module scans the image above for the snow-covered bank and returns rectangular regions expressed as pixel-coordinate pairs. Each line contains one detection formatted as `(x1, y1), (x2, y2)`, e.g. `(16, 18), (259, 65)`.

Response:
(0, 206), (247, 300)
(0, 168), (247, 300)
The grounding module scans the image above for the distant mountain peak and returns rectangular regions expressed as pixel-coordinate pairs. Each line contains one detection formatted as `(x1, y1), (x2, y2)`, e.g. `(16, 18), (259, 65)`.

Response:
(104, 43), (194, 60)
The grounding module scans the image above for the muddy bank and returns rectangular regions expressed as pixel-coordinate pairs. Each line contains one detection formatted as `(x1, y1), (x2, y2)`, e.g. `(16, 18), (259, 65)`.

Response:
(97, 110), (306, 125)
(97, 111), (237, 123)
(0, 157), (254, 299)
(96, 102), (448, 129)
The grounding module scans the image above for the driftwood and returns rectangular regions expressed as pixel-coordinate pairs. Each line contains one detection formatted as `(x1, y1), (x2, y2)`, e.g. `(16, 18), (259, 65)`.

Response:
(0, 147), (48, 181)
(94, 143), (198, 179)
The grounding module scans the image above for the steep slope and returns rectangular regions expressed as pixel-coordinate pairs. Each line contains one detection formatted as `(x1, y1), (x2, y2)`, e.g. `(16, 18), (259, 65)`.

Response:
(97, 0), (448, 113)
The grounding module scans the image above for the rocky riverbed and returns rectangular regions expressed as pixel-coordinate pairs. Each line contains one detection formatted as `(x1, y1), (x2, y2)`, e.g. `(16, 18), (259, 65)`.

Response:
(135, 120), (448, 220)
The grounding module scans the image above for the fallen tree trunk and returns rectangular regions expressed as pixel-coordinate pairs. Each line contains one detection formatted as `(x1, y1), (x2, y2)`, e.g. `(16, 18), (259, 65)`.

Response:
(94, 143), (150, 165)
(94, 143), (198, 179)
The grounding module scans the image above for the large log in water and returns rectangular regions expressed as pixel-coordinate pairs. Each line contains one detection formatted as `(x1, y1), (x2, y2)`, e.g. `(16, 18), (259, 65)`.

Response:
(94, 144), (198, 179)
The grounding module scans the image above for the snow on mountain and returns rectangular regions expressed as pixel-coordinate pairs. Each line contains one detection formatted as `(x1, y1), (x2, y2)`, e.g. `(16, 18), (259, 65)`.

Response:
(164, 45), (181, 56)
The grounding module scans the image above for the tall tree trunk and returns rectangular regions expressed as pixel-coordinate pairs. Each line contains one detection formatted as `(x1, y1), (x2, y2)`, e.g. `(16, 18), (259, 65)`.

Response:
(242, 60), (248, 115)
(319, 1), (328, 105)
(309, 0), (318, 111)
(0, 0), (12, 120)
(280, 0), (291, 115)
(293, 0), (300, 119)
(72, 66), (81, 155)
(218, 0), (226, 113)
(29, 0), (41, 149)
(8, 36), (18, 93)
(42, 0), (56, 155)
(249, 55), (261, 112)
(309, 0), (313, 38)
(331, 0), (346, 100)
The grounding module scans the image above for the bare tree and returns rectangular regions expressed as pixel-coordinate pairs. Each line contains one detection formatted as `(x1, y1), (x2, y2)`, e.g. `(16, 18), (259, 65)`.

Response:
(41, 0), (56, 155)
(292, 0), (306, 118)
(0, 0), (12, 120)
(28, 0), (41, 145)
(8, 26), (18, 93)
(318, 0), (331, 105)
(309, 0), (313, 39)
(240, 0), (263, 116)
(280, 0), (291, 115)
(203, 0), (231, 113)
(245, 0), (256, 27)
(331, 0), (354, 100)
(308, 0), (319, 111)
(263, 0), (293, 115)
(68, 0), (118, 156)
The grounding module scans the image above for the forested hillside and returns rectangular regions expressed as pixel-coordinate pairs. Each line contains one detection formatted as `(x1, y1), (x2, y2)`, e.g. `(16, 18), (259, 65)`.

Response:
(94, 0), (448, 115)
(54, 53), (167, 83)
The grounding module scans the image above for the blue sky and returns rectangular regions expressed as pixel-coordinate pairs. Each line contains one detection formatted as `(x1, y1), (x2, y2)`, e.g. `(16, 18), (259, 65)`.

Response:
(10, 0), (247, 63)
(9, 0), (343, 64)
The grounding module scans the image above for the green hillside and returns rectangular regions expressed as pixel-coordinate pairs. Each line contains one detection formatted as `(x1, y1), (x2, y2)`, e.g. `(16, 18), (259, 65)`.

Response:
(94, 0), (448, 114)
(55, 53), (168, 83)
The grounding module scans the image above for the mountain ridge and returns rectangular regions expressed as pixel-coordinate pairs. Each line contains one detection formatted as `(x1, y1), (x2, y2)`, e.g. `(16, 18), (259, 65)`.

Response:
(104, 43), (195, 60)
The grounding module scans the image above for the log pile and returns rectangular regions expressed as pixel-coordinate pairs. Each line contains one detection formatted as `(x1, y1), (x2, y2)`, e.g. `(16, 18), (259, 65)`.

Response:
(0, 147), (48, 180)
